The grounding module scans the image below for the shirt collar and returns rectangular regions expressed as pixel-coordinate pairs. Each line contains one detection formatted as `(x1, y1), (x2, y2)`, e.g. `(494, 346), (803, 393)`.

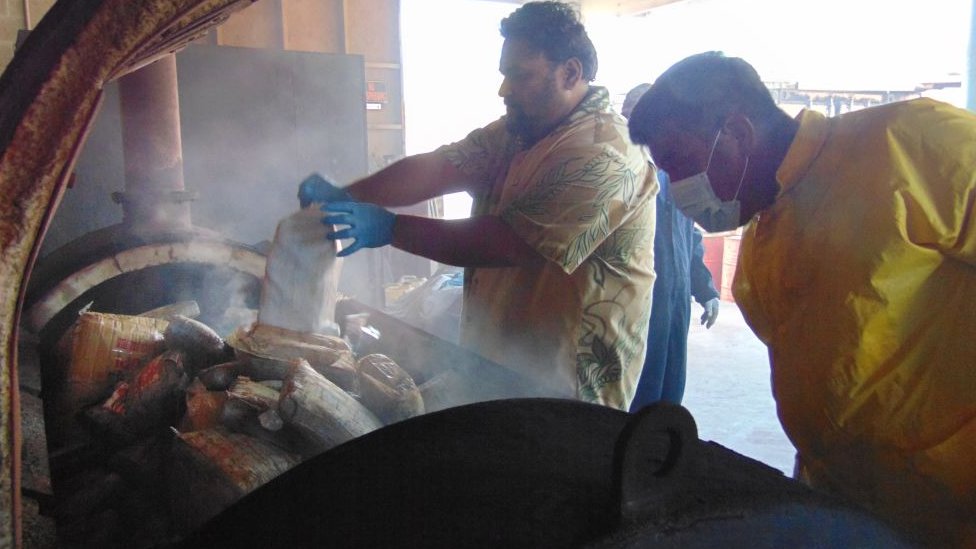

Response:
(573, 86), (610, 116)
(559, 86), (610, 131)
(776, 109), (829, 193)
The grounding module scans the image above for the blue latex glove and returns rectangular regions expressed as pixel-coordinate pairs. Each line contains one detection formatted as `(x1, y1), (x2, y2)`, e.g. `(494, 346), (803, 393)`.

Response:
(298, 173), (351, 208)
(321, 201), (396, 257)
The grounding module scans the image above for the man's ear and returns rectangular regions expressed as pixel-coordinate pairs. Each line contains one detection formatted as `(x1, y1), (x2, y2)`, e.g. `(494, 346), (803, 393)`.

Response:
(560, 57), (584, 89)
(723, 113), (757, 155)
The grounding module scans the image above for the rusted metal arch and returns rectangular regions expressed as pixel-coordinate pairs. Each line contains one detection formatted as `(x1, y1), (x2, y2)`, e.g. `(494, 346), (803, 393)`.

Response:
(0, 0), (255, 545)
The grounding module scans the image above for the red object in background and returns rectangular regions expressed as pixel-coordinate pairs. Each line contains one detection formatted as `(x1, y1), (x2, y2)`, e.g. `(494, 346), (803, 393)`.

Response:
(702, 235), (725, 299)
(701, 234), (741, 303)
(720, 235), (741, 303)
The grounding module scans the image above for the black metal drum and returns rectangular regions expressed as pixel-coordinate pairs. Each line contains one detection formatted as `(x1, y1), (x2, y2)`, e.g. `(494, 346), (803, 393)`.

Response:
(181, 399), (910, 548)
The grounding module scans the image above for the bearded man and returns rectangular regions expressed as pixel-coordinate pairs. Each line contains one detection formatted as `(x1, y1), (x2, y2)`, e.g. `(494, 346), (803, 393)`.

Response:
(299, 1), (656, 409)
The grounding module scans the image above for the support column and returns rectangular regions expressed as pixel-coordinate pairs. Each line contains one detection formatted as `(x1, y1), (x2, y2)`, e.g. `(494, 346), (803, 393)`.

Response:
(968, 0), (975, 110)
(116, 54), (194, 235)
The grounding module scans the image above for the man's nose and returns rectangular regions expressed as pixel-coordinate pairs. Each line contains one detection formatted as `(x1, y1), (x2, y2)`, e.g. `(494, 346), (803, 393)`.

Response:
(498, 78), (510, 98)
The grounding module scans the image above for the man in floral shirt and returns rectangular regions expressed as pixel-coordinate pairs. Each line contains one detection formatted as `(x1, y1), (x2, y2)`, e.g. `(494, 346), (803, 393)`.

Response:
(300, 1), (656, 410)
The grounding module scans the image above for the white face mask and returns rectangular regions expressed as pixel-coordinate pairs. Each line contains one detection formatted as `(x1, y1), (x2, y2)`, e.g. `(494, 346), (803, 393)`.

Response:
(669, 129), (749, 233)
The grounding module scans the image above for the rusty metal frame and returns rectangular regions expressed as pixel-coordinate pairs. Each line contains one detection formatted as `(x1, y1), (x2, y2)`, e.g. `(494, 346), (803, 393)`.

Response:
(0, 0), (255, 545)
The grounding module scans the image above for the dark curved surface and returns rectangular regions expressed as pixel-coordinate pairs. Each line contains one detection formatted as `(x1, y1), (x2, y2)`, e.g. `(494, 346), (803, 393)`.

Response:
(180, 399), (912, 549)
(182, 399), (627, 549)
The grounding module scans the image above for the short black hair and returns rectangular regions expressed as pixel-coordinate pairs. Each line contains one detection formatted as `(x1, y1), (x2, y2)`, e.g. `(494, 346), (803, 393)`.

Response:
(621, 83), (651, 119)
(500, 1), (598, 82)
(629, 51), (780, 145)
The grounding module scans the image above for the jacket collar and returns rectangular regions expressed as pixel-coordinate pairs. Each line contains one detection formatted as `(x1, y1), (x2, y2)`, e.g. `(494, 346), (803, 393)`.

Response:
(775, 109), (829, 194)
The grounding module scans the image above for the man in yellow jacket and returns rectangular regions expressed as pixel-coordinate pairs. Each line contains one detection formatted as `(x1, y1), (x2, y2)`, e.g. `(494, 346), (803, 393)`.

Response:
(628, 51), (976, 547)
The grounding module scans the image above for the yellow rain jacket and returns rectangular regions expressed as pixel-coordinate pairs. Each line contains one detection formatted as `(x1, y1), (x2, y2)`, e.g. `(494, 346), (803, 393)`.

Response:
(734, 98), (976, 545)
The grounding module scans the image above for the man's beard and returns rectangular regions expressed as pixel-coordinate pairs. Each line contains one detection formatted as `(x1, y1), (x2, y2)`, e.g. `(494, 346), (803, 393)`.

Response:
(503, 73), (558, 144)
(504, 106), (535, 142)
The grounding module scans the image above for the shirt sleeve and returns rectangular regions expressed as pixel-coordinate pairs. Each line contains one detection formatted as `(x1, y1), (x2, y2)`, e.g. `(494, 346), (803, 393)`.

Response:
(435, 119), (510, 199)
(501, 142), (651, 274)
(689, 227), (720, 304)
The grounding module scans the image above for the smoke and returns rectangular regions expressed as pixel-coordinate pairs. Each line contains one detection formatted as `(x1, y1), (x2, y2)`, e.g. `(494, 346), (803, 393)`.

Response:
(196, 264), (260, 338)
(43, 43), (369, 258)
(174, 44), (370, 249)
(39, 42), (386, 318)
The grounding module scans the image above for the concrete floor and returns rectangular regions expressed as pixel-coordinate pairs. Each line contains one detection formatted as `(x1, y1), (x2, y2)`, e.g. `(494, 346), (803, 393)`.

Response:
(682, 300), (797, 476)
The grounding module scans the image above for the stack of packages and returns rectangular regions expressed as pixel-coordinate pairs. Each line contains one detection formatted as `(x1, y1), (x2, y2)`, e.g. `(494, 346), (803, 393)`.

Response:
(50, 207), (424, 545)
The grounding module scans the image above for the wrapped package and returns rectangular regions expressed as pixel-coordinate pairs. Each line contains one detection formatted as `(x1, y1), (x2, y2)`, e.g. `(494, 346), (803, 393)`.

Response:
(163, 315), (229, 374)
(219, 375), (316, 454)
(225, 206), (352, 398)
(84, 350), (189, 443)
(179, 379), (227, 433)
(226, 377), (279, 413)
(257, 206), (342, 335)
(278, 359), (381, 453)
(57, 312), (169, 419)
(168, 428), (300, 534)
(227, 323), (356, 391)
(356, 354), (424, 425)
(197, 361), (241, 391)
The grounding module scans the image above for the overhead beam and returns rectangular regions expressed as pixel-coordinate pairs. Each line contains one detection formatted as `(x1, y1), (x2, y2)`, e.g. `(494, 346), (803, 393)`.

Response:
(579, 0), (688, 17)
(474, 0), (689, 17)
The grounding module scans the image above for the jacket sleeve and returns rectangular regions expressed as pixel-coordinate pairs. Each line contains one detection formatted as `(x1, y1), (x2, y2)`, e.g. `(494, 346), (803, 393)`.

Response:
(689, 227), (720, 304)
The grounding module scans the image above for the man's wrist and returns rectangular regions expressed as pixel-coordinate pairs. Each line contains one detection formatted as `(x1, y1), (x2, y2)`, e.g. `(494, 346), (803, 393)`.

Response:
(388, 213), (401, 248)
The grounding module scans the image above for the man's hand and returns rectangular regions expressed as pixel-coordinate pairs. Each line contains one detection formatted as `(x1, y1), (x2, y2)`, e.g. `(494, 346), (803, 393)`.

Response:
(700, 297), (720, 328)
(321, 201), (396, 257)
(298, 173), (352, 208)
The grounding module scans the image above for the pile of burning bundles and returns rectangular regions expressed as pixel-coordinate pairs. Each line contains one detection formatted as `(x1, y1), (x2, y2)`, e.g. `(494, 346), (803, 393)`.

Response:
(46, 207), (424, 546)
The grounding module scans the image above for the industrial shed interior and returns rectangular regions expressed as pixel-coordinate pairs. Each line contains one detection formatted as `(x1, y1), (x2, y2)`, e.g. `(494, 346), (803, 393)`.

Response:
(0, 0), (972, 547)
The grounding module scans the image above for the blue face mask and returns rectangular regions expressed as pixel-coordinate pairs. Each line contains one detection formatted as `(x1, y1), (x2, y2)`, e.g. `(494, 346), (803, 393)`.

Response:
(669, 129), (749, 233)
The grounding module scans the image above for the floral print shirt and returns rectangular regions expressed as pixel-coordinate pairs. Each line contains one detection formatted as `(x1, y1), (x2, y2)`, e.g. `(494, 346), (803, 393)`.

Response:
(437, 86), (657, 409)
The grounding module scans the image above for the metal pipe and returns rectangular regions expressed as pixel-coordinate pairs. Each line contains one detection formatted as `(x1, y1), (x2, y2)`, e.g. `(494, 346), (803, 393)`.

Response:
(22, 0), (30, 31)
(116, 54), (194, 235)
